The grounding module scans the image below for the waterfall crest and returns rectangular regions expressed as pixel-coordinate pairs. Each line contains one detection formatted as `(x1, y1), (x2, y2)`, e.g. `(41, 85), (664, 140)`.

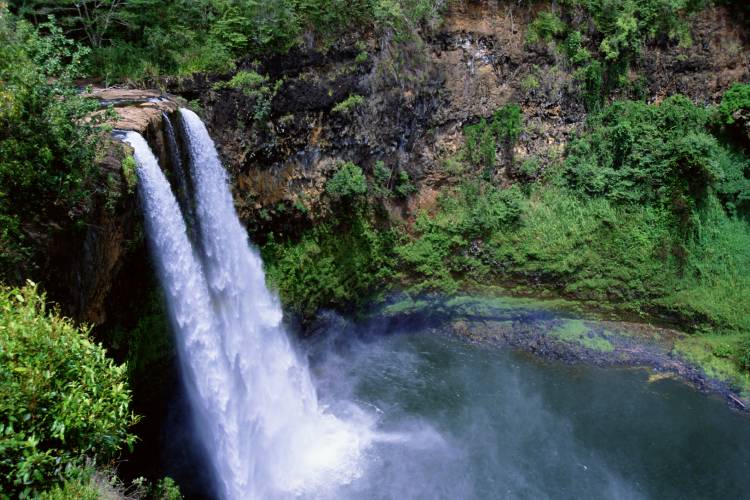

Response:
(124, 114), (371, 499)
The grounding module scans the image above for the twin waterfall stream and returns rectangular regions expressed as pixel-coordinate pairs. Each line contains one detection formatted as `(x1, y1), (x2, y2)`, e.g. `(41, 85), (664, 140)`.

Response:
(123, 110), (372, 499)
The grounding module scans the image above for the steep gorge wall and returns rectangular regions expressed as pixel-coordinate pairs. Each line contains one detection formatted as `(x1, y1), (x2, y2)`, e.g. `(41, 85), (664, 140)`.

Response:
(43, 91), (180, 325)
(167, 1), (749, 240)
(51, 1), (749, 326)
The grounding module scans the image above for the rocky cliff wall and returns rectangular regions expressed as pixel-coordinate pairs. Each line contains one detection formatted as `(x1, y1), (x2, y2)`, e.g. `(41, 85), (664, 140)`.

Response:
(43, 90), (179, 325)
(53, 1), (749, 326)
(165, 2), (749, 239)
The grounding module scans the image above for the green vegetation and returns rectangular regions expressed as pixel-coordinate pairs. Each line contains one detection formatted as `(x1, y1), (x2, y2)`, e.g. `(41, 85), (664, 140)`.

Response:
(0, 13), (107, 282)
(264, 91), (750, 386)
(262, 210), (395, 315)
(0, 283), (138, 497)
(38, 468), (117, 500)
(326, 161), (368, 200)
(394, 182), (524, 293)
(394, 170), (417, 198)
(528, 1), (706, 108)
(213, 70), (282, 121)
(38, 467), (183, 500)
(564, 95), (722, 209)
(526, 10), (565, 43)
(718, 82), (750, 125)
(372, 160), (418, 198)
(521, 74), (540, 91)
(549, 319), (615, 352)
(332, 94), (365, 114)
(463, 103), (522, 174)
(2, 2), (750, 495)
(673, 333), (750, 397)
(104, 288), (172, 386)
(8, 0), (446, 81)
(122, 155), (138, 194)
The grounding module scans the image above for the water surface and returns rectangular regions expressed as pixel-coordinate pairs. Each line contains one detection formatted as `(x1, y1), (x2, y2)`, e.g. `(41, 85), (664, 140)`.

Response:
(307, 321), (750, 499)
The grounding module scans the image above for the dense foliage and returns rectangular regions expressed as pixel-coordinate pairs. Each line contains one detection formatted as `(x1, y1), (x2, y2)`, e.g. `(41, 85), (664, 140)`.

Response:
(401, 94), (750, 337)
(0, 12), (106, 282)
(325, 162), (368, 200)
(527, 0), (708, 107)
(8, 0), (447, 81)
(0, 283), (138, 497)
(262, 209), (395, 315)
(564, 95), (723, 211)
(718, 82), (750, 126)
(463, 103), (522, 174)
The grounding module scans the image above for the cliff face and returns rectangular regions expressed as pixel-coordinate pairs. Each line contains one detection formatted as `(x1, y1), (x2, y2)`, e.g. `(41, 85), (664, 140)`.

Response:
(54, 2), (749, 325)
(167, 2), (749, 238)
(43, 90), (179, 325)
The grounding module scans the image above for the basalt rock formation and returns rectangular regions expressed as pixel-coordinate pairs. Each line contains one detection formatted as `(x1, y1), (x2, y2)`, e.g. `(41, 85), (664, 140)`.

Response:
(162, 2), (749, 240)
(51, 1), (749, 326)
(45, 89), (180, 325)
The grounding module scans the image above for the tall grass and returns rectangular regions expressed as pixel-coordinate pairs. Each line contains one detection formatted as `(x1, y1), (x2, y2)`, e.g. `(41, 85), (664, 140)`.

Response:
(661, 196), (750, 333)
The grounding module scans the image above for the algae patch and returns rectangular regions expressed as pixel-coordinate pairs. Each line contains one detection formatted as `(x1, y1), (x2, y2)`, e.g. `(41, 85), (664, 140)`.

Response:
(549, 319), (615, 353)
(673, 334), (750, 400)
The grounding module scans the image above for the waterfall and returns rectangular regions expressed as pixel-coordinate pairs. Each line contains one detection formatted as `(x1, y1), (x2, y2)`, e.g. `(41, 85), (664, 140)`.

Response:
(162, 113), (197, 235)
(124, 113), (371, 500)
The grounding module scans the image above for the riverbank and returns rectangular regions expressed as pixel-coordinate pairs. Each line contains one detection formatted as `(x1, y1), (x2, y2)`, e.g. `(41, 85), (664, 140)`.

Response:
(366, 292), (750, 413)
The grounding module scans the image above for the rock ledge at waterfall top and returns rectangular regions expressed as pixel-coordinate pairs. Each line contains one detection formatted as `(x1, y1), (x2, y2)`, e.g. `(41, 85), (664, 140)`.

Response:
(85, 87), (179, 133)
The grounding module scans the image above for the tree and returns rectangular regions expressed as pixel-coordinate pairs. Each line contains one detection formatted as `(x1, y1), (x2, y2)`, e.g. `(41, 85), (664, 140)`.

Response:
(326, 162), (368, 200)
(9, 0), (125, 47)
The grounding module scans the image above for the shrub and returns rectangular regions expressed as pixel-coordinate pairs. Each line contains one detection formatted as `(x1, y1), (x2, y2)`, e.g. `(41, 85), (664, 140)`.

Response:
(38, 467), (126, 500)
(332, 94), (365, 113)
(520, 158), (541, 178)
(564, 95), (723, 211)
(718, 83), (750, 126)
(355, 50), (369, 63)
(521, 74), (540, 90)
(492, 103), (522, 145)
(326, 162), (368, 200)
(213, 71), (282, 121)
(0, 283), (138, 497)
(394, 170), (417, 198)
(394, 182), (525, 292)
(373, 160), (393, 197)
(463, 103), (523, 172)
(562, 31), (591, 65)
(464, 118), (497, 170)
(526, 10), (565, 43)
(214, 70), (268, 92)
(574, 60), (605, 110)
(122, 155), (138, 194)
(714, 147), (750, 218)
(0, 14), (104, 281)
(262, 212), (394, 315)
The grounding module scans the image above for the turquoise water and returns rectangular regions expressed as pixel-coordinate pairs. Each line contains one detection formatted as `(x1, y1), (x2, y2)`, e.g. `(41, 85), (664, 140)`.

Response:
(309, 326), (750, 499)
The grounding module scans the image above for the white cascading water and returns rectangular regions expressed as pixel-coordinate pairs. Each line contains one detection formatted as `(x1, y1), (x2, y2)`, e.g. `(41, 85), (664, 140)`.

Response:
(124, 112), (372, 500)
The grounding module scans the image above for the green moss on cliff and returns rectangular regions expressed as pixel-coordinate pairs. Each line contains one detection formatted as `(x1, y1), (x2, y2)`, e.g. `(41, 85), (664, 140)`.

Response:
(262, 91), (750, 381)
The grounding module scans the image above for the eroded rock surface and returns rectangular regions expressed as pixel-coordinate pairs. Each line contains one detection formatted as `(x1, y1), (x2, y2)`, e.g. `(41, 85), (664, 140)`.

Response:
(54, 2), (750, 324)
(163, 2), (748, 237)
